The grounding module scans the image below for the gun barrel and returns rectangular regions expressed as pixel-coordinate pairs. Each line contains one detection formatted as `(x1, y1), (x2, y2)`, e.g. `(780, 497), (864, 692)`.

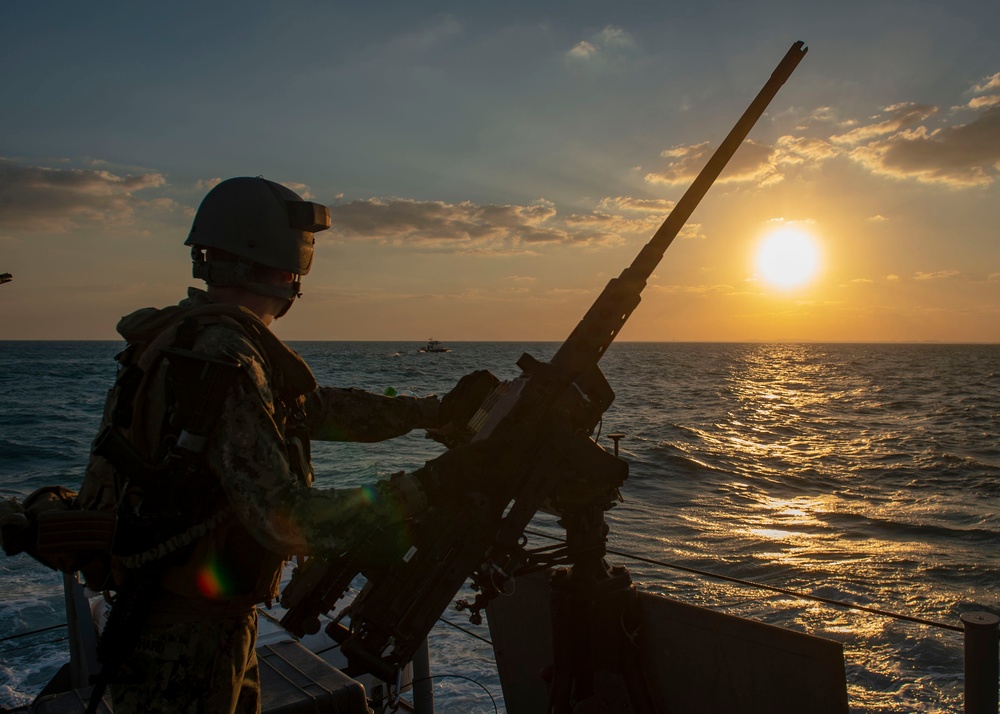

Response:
(553, 41), (807, 374)
(632, 41), (807, 280)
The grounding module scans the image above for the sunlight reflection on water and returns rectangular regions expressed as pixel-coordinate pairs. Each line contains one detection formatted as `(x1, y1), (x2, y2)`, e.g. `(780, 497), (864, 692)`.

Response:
(2, 341), (995, 713)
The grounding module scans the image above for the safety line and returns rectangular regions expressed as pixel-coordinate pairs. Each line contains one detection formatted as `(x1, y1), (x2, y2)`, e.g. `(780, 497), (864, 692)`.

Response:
(437, 616), (494, 646)
(523, 528), (965, 633)
(0, 622), (67, 644)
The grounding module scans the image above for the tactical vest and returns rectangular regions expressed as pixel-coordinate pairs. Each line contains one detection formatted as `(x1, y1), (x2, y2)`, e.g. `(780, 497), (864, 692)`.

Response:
(78, 300), (318, 606)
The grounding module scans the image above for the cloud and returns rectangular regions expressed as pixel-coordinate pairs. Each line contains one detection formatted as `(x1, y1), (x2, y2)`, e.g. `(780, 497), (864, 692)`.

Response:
(565, 26), (637, 65)
(830, 103), (939, 145)
(644, 142), (710, 186)
(914, 270), (960, 281)
(804, 106), (842, 125)
(638, 77), (1000, 191)
(280, 181), (315, 200)
(645, 139), (781, 187)
(810, 82), (1000, 187)
(598, 196), (676, 213)
(0, 159), (167, 232)
(595, 26), (635, 49)
(647, 283), (735, 296)
(847, 106), (1000, 187)
(973, 72), (1000, 94)
(327, 196), (645, 253)
(775, 136), (840, 163)
(195, 177), (223, 191)
(966, 95), (1000, 110)
(682, 84), (995, 189)
(567, 41), (597, 60)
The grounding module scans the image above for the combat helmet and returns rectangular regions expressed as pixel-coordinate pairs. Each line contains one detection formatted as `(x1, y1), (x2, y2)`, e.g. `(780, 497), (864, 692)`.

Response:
(185, 177), (330, 302)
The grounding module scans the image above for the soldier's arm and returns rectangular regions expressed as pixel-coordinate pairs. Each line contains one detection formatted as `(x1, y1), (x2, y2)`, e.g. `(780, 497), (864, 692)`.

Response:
(207, 351), (427, 556)
(303, 387), (440, 443)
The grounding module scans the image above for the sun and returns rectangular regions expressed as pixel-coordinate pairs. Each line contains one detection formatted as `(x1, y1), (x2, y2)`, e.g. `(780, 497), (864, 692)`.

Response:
(755, 226), (821, 289)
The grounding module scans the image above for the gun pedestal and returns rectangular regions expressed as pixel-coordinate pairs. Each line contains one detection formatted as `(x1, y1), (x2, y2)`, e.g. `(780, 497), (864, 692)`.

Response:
(547, 504), (658, 713)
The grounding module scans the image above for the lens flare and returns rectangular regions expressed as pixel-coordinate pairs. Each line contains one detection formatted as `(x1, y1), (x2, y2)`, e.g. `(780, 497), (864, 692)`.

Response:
(196, 558), (234, 599)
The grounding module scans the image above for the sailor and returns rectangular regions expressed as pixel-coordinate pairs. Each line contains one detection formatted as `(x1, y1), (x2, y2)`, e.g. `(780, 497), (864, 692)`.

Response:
(1, 177), (496, 713)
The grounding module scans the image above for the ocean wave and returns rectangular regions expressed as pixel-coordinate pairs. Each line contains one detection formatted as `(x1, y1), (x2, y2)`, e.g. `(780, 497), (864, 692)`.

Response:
(819, 510), (1000, 546)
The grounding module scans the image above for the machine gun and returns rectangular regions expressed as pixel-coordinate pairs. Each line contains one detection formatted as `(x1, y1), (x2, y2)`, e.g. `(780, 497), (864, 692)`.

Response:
(282, 41), (808, 704)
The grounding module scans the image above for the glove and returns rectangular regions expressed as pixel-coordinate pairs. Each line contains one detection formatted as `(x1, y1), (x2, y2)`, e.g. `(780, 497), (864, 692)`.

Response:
(427, 370), (501, 448)
(414, 439), (510, 505)
(0, 497), (30, 556)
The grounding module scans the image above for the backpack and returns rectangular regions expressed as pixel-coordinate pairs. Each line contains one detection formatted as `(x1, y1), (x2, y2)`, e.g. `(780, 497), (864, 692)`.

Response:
(5, 299), (316, 598)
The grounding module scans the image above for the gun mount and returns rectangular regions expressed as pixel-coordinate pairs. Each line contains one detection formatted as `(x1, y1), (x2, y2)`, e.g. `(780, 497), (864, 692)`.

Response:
(281, 41), (808, 710)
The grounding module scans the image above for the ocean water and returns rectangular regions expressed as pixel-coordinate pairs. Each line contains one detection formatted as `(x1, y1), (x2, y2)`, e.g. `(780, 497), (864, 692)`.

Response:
(1, 340), (997, 713)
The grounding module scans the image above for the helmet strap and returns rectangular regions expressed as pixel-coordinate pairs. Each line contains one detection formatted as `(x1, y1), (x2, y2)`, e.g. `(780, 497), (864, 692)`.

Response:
(192, 248), (301, 302)
(273, 295), (297, 319)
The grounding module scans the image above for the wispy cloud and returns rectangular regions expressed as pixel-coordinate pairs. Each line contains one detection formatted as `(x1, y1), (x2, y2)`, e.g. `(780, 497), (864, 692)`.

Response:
(567, 40), (597, 60)
(973, 72), (1000, 94)
(830, 103), (939, 145)
(645, 139), (783, 187)
(775, 135), (840, 163)
(914, 270), (960, 281)
(598, 196), (676, 213)
(966, 95), (1000, 110)
(646, 283), (735, 296)
(565, 25), (637, 66)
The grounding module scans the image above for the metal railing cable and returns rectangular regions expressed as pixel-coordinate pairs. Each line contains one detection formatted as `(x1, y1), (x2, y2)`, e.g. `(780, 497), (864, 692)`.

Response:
(437, 616), (494, 646)
(0, 622), (66, 644)
(2, 527), (965, 661)
(523, 528), (965, 633)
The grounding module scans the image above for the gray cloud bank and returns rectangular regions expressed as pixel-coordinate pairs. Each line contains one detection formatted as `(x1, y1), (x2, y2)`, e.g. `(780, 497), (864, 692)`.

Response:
(0, 159), (167, 232)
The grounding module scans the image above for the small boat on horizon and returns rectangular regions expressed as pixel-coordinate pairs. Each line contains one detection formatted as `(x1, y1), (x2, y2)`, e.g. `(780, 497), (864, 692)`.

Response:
(418, 339), (451, 353)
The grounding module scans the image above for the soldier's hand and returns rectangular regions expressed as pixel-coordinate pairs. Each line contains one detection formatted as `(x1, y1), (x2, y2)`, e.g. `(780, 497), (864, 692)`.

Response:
(414, 439), (509, 505)
(427, 370), (501, 448)
(0, 497), (30, 556)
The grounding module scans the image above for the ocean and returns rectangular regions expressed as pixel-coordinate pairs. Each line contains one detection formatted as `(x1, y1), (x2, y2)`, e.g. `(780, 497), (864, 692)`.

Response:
(1, 340), (997, 713)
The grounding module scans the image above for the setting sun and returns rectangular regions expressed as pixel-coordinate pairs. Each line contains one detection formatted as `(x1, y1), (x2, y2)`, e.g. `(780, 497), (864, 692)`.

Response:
(755, 226), (821, 289)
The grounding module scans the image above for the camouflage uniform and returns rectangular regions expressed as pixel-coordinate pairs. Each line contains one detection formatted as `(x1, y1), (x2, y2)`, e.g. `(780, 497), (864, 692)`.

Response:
(87, 288), (439, 713)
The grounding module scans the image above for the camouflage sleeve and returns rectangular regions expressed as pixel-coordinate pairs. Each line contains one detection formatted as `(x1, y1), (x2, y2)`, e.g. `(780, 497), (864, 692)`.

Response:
(200, 327), (427, 556)
(304, 387), (440, 443)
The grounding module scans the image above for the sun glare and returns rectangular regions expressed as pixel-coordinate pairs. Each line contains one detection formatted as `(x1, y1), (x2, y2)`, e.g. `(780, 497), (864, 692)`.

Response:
(755, 226), (821, 289)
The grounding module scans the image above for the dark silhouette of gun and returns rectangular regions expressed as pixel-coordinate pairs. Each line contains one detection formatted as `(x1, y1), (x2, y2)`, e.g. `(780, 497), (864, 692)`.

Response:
(282, 41), (809, 694)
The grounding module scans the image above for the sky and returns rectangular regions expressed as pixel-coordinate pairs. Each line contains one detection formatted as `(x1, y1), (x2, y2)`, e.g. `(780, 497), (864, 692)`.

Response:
(1, 0), (998, 343)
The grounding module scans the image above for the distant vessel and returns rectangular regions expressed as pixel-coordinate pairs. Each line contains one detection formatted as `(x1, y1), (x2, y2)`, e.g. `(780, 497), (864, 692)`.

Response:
(418, 339), (451, 353)
(1, 272), (12, 285)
